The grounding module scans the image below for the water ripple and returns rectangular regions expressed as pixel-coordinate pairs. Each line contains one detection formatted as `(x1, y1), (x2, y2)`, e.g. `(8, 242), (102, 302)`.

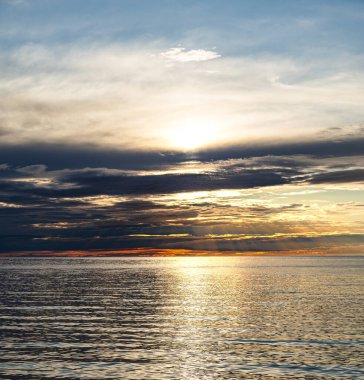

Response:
(0, 256), (363, 379)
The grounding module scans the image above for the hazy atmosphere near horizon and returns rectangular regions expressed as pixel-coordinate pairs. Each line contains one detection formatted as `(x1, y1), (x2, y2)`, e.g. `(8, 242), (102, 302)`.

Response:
(1, 0), (364, 256)
(1, 2), (364, 379)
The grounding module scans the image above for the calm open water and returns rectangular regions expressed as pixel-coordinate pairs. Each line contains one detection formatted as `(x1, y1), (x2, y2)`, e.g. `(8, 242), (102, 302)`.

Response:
(0, 256), (363, 379)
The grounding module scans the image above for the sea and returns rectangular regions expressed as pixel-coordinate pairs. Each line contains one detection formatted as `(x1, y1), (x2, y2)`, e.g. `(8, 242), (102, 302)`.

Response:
(0, 256), (363, 379)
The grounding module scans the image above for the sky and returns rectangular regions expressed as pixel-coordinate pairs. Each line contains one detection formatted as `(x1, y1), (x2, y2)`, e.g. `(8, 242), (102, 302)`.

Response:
(0, 0), (364, 255)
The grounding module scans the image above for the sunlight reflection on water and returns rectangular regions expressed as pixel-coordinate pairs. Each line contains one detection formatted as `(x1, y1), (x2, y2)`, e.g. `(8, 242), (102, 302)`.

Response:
(0, 256), (363, 379)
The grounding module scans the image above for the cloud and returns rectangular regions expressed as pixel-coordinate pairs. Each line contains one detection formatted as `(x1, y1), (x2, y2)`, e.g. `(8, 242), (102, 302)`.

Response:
(2, 42), (363, 149)
(162, 233), (364, 252)
(160, 47), (221, 62)
(310, 169), (364, 184)
(1, 136), (364, 171)
(0, 165), (291, 201)
(1, 2), (363, 255)
(197, 137), (364, 162)
(0, 135), (363, 253)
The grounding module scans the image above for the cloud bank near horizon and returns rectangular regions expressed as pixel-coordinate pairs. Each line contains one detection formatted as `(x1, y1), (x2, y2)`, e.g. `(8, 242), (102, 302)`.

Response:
(1, 136), (363, 254)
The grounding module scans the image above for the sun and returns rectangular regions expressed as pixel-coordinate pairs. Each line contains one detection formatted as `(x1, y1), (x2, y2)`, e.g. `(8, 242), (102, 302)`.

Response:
(168, 118), (217, 150)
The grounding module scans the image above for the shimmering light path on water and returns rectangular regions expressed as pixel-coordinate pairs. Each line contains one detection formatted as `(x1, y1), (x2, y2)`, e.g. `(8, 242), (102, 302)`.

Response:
(0, 256), (363, 379)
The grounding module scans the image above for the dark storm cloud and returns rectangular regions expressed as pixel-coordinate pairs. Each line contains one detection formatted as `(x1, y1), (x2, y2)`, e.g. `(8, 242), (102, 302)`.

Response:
(197, 137), (364, 162)
(0, 143), (186, 170)
(310, 169), (364, 184)
(60, 169), (290, 195)
(1, 135), (364, 252)
(2, 228), (363, 254)
(0, 194), (198, 252)
(0, 167), (291, 202)
(1, 136), (364, 171)
(226, 156), (314, 170)
(0, 162), (292, 252)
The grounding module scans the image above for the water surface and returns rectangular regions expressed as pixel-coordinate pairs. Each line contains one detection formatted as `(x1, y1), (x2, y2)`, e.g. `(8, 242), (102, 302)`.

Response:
(0, 256), (363, 379)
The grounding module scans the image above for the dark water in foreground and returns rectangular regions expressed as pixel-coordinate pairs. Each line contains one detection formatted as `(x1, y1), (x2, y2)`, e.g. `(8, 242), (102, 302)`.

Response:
(0, 256), (363, 379)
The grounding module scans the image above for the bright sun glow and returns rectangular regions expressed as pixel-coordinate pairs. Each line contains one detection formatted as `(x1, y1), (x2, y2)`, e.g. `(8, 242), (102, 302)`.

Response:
(168, 118), (218, 150)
